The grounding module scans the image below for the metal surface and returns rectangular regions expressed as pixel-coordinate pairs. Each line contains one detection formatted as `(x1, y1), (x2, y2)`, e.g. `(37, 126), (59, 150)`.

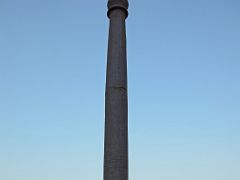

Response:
(104, 1), (129, 180)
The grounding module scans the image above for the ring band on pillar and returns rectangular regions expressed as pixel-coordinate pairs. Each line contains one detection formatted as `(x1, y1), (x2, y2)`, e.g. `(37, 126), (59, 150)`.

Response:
(107, 0), (129, 18)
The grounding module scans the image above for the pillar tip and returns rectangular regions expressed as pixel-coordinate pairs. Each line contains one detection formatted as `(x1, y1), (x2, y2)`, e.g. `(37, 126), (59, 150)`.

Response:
(107, 0), (129, 18)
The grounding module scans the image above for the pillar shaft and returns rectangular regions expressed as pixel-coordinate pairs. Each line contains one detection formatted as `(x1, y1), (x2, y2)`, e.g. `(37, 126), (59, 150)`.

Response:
(104, 1), (129, 180)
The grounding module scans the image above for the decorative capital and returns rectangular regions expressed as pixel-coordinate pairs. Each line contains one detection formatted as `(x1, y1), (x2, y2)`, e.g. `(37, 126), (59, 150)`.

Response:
(107, 0), (129, 18)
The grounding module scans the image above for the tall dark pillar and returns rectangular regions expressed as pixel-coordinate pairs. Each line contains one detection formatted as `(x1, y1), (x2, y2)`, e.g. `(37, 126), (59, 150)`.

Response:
(104, 1), (129, 180)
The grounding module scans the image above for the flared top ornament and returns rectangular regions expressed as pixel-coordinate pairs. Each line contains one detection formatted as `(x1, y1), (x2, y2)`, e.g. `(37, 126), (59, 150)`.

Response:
(107, 0), (129, 18)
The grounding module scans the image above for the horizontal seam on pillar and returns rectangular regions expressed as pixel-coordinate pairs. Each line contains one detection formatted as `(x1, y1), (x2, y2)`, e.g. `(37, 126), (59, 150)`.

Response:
(107, 86), (127, 91)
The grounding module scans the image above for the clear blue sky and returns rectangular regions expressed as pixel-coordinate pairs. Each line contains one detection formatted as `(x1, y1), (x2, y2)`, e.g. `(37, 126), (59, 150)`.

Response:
(1, 0), (240, 180)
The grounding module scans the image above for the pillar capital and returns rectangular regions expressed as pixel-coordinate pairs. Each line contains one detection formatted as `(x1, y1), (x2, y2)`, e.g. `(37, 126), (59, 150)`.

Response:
(107, 0), (129, 18)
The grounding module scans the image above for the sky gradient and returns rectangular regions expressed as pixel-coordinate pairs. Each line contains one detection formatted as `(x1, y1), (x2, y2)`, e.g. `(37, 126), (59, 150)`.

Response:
(1, 0), (240, 180)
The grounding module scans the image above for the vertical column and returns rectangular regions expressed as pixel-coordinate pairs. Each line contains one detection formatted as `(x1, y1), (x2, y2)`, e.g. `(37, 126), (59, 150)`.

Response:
(104, 1), (129, 180)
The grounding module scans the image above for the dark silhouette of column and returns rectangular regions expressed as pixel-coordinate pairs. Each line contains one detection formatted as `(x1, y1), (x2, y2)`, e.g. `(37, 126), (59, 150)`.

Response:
(104, 1), (129, 180)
